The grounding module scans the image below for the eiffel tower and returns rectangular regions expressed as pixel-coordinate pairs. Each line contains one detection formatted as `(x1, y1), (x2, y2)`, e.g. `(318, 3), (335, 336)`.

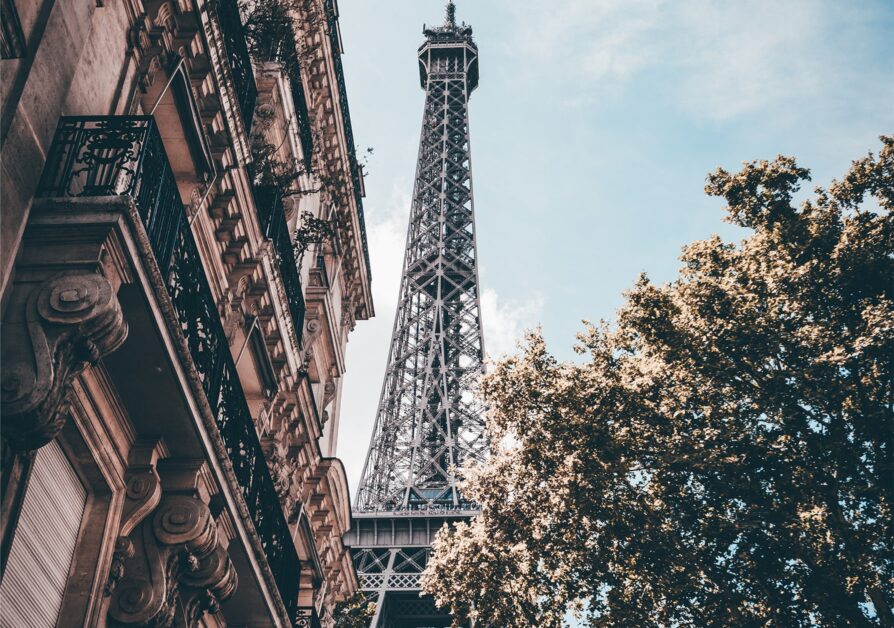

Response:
(346, 3), (486, 626)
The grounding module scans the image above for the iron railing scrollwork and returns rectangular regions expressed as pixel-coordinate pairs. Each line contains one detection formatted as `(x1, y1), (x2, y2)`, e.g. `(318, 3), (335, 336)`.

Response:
(38, 117), (183, 277)
(294, 607), (322, 628)
(216, 0), (258, 134)
(38, 116), (301, 623)
(215, 360), (301, 614)
(254, 186), (306, 348)
(166, 220), (228, 404)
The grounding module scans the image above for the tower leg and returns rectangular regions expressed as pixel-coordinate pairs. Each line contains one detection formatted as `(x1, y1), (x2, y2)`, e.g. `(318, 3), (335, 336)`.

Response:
(369, 590), (386, 628)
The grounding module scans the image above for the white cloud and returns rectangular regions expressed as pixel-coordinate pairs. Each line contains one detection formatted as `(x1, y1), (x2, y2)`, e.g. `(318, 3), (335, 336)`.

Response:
(337, 177), (410, 492)
(501, 0), (891, 121)
(671, 0), (828, 120)
(367, 180), (411, 311)
(481, 287), (544, 360)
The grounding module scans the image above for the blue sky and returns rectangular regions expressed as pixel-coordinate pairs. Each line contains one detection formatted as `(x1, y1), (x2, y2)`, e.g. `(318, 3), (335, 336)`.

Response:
(335, 0), (894, 495)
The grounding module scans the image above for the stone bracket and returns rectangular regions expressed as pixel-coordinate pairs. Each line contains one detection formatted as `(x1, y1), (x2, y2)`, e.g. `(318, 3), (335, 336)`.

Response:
(1, 200), (130, 451)
(107, 460), (237, 627)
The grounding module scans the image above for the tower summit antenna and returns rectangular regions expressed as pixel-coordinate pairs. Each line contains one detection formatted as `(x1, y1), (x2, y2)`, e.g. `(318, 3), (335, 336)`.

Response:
(446, 0), (456, 27)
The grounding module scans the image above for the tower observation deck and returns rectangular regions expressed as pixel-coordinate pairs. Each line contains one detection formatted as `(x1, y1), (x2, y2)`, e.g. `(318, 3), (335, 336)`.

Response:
(345, 3), (486, 626)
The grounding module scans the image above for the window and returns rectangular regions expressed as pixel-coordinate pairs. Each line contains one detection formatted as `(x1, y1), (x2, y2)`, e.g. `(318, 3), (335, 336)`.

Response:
(0, 440), (86, 627)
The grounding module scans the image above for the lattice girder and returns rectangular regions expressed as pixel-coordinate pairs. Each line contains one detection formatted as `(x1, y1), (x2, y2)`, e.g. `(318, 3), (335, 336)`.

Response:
(350, 5), (483, 626)
(356, 29), (485, 514)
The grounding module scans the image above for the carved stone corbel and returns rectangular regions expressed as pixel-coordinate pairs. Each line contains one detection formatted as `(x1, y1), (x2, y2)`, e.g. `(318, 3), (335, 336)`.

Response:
(322, 378), (337, 409)
(1, 272), (127, 450)
(105, 440), (165, 597)
(0, 198), (131, 580)
(218, 292), (245, 346)
(108, 460), (237, 627)
(119, 442), (165, 537)
(340, 295), (356, 332)
(300, 316), (323, 373)
(1, 205), (130, 452)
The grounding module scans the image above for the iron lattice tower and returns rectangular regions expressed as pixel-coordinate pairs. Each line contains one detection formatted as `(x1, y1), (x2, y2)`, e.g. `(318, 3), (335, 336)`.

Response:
(348, 3), (485, 626)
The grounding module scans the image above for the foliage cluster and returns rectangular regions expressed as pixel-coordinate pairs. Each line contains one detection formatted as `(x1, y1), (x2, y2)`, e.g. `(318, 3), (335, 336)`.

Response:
(423, 137), (894, 627)
(250, 128), (307, 197)
(293, 209), (335, 263)
(241, 0), (321, 83)
(242, 0), (316, 198)
(241, 0), (374, 270)
(331, 593), (376, 628)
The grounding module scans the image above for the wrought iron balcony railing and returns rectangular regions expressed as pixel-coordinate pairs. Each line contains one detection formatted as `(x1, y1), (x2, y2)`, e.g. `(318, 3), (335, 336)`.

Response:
(37, 117), (184, 275)
(323, 0), (371, 279)
(255, 186), (306, 348)
(216, 0), (258, 134)
(38, 116), (300, 622)
(294, 607), (322, 628)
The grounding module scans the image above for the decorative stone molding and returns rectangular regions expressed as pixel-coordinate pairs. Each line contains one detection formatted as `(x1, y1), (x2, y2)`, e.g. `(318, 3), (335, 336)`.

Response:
(263, 412), (310, 524)
(299, 316), (324, 373)
(219, 293), (246, 346)
(108, 461), (237, 627)
(322, 378), (337, 408)
(340, 295), (356, 333)
(105, 440), (167, 597)
(1, 208), (129, 452)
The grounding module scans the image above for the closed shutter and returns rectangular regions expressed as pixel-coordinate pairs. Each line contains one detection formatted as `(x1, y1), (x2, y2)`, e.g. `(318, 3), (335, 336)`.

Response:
(0, 440), (86, 627)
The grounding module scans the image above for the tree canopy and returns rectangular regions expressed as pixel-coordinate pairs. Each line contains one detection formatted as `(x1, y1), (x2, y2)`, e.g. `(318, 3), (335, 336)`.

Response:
(422, 137), (894, 627)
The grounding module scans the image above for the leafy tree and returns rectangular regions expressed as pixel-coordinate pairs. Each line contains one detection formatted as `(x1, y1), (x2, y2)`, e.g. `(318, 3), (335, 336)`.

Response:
(422, 137), (894, 627)
(331, 592), (376, 628)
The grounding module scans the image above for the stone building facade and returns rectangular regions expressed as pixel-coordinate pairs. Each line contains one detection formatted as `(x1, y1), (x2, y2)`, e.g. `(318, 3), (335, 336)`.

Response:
(0, 0), (373, 625)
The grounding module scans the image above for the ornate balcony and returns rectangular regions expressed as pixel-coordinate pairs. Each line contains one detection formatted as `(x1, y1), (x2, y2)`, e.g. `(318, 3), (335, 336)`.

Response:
(37, 117), (183, 275)
(255, 186), (306, 348)
(37, 116), (301, 621)
(216, 0), (258, 134)
(294, 606), (322, 628)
